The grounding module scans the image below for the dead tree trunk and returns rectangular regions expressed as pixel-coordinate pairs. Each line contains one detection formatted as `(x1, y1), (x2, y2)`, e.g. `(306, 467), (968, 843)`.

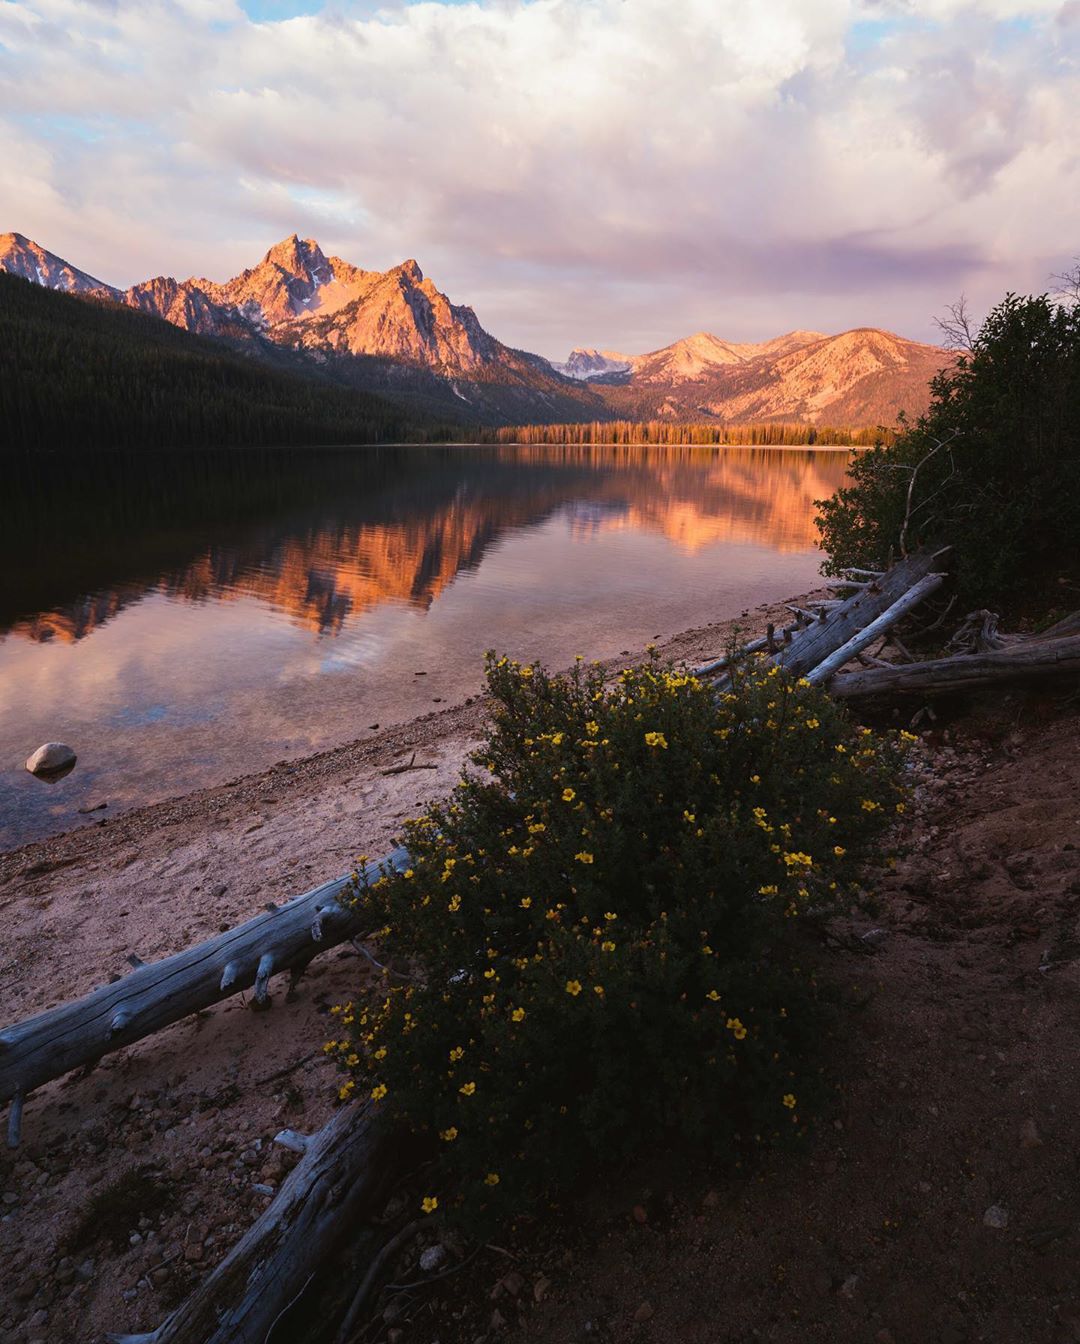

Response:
(0, 848), (410, 1137)
(829, 633), (1080, 701)
(109, 1103), (397, 1344)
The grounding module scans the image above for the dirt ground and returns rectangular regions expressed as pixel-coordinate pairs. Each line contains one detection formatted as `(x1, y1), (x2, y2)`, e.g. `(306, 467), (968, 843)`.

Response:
(1, 595), (1079, 1344)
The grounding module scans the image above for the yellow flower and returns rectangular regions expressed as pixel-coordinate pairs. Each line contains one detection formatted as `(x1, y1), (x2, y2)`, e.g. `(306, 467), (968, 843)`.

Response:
(585, 721), (599, 735)
(511, 1007), (526, 1022)
(403, 869), (415, 880)
(895, 802), (906, 813)
(833, 845), (846, 857)
(782, 1094), (797, 1109)
(683, 811), (696, 824)
(373, 1047), (387, 1061)
(706, 989), (721, 1001)
(519, 665), (533, 678)
(575, 851), (594, 864)
(601, 940), (616, 953)
(861, 799), (880, 812)
(644, 731), (668, 749)
(528, 822), (546, 834)
(750, 774), (761, 784)
(726, 1017), (747, 1040)
(604, 911), (617, 921)
(449, 1046), (464, 1061)
(460, 1081), (476, 1095)
(562, 787), (576, 802)
(447, 895), (461, 913)
(805, 718), (820, 730)
(484, 1172), (501, 1186)
(338, 1081), (355, 1100)
(520, 896), (532, 909)
(421, 1195), (438, 1214)
(593, 985), (605, 997)
(371, 1083), (388, 1101)
(484, 968), (496, 979)
(440, 1127), (458, 1142)
(782, 851), (813, 868)
(565, 980), (583, 997)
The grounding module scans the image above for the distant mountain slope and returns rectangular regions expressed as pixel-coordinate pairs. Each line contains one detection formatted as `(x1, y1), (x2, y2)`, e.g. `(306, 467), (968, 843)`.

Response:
(553, 348), (633, 380)
(593, 327), (949, 426)
(0, 231), (120, 300)
(0, 232), (605, 427)
(0, 271), (429, 452)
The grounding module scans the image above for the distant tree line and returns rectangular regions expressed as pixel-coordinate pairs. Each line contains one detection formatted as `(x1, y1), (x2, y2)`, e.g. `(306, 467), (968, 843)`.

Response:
(480, 420), (894, 447)
(0, 273), (454, 452)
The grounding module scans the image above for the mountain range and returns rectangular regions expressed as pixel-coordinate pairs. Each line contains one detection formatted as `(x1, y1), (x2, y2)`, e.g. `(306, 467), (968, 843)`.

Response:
(0, 231), (951, 429)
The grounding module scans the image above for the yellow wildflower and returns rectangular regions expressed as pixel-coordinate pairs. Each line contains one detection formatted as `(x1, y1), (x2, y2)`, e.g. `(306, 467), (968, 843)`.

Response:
(562, 787), (576, 802)
(782, 1094), (797, 1109)
(484, 1172), (500, 1186)
(566, 980), (583, 997)
(440, 1127), (458, 1142)
(371, 1083), (388, 1101)
(460, 1081), (476, 1095)
(575, 851), (594, 864)
(421, 1195), (438, 1214)
(601, 940), (616, 953)
(644, 731), (668, 749)
(511, 1007), (526, 1022)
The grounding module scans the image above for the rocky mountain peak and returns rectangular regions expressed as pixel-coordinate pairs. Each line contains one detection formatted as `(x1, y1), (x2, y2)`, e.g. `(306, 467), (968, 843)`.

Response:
(390, 259), (425, 285)
(262, 234), (329, 280)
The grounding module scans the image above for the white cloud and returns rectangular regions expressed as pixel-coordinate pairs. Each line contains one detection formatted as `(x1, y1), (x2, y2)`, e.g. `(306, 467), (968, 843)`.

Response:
(0, 0), (1076, 356)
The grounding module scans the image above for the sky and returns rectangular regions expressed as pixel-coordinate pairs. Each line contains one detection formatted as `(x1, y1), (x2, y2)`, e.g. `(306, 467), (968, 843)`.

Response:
(0, 0), (1078, 358)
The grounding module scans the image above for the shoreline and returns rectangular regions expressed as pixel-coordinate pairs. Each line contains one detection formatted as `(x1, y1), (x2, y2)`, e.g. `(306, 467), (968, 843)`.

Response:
(0, 587), (826, 1342)
(2, 585), (1080, 1344)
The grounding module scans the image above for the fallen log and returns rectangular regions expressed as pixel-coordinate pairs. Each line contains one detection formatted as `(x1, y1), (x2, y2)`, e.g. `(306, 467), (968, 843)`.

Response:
(109, 1102), (398, 1344)
(829, 633), (1080, 701)
(805, 573), (946, 685)
(0, 847), (411, 1127)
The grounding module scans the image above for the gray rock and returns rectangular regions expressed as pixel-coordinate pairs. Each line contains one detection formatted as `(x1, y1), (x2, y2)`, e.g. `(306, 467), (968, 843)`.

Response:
(25, 743), (76, 777)
(420, 1244), (447, 1273)
(983, 1204), (1008, 1229)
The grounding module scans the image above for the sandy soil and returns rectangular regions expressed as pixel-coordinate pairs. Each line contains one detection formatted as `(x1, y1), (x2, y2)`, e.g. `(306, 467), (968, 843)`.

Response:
(0, 590), (812, 1343)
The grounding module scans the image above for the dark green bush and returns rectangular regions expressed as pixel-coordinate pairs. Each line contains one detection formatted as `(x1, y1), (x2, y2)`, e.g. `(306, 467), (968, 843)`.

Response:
(817, 292), (1080, 611)
(328, 653), (908, 1230)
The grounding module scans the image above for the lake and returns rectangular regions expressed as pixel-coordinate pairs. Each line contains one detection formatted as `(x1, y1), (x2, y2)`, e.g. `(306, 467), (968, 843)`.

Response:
(0, 445), (850, 849)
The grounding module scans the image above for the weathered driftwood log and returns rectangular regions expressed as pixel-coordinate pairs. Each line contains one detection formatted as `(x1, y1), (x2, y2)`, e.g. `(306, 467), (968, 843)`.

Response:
(700, 548), (949, 693)
(804, 573), (946, 685)
(829, 633), (1080, 701)
(0, 848), (410, 1127)
(109, 1102), (396, 1344)
(772, 548), (949, 680)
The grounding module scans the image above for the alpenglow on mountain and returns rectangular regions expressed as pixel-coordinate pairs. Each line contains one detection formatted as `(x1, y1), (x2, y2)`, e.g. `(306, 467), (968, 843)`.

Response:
(1, 231), (950, 428)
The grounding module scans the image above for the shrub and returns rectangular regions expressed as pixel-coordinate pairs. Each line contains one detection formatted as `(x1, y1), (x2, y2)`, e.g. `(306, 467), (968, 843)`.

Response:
(817, 292), (1080, 611)
(329, 653), (907, 1231)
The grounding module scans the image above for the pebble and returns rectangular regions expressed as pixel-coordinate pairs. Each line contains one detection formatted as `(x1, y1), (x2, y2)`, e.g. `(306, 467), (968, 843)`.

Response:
(633, 1301), (655, 1322)
(983, 1204), (1008, 1229)
(420, 1244), (447, 1273)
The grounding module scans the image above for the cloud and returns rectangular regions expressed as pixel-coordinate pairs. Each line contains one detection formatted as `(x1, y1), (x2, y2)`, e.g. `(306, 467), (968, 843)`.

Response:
(0, 0), (1077, 356)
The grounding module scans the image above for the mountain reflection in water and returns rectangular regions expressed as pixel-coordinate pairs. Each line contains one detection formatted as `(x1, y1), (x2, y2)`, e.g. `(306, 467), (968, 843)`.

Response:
(0, 445), (849, 847)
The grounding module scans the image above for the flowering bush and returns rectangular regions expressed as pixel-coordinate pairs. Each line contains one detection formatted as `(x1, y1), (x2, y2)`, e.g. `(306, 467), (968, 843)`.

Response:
(329, 652), (907, 1230)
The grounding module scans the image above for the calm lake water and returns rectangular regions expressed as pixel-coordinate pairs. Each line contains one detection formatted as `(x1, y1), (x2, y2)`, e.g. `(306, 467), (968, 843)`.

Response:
(0, 445), (850, 849)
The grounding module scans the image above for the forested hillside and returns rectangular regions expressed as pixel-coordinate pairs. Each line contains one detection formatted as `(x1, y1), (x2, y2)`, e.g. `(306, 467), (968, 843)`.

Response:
(0, 272), (446, 451)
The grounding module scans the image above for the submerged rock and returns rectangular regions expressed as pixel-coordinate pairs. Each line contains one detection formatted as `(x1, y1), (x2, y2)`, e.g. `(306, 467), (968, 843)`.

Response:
(25, 743), (77, 778)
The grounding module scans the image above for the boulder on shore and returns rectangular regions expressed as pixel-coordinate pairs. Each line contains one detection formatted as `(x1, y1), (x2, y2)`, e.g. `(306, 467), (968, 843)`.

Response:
(25, 742), (77, 777)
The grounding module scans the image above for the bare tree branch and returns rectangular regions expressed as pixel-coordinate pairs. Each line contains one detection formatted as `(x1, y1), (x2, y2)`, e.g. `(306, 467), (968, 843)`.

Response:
(934, 295), (977, 351)
(1049, 258), (1080, 307)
